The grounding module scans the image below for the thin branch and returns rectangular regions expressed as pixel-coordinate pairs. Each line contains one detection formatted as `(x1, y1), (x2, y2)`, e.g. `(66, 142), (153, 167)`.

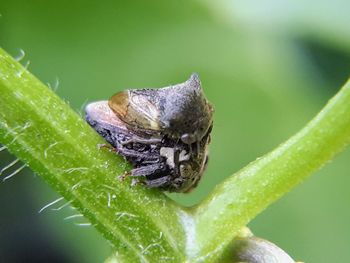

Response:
(192, 79), (350, 262)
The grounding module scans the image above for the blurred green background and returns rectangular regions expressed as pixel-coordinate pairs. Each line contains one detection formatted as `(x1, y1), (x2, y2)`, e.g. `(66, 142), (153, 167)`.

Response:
(1, 0), (350, 262)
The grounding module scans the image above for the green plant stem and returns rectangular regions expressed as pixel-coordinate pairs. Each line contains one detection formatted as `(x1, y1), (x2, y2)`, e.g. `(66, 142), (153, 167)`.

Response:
(193, 79), (350, 262)
(0, 48), (185, 262)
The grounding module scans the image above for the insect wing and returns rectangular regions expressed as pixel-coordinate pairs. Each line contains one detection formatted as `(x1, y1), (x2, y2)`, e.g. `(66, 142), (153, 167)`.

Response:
(108, 90), (162, 131)
(85, 101), (129, 132)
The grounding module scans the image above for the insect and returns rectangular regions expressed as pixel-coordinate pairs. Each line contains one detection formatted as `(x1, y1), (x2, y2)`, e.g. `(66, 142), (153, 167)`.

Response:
(85, 73), (213, 192)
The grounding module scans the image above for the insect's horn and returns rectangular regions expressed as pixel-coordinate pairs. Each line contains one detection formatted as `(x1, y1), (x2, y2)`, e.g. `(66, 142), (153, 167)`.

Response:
(188, 73), (202, 90)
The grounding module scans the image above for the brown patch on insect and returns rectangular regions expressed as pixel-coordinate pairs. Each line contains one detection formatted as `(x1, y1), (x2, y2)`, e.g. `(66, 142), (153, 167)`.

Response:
(85, 74), (213, 192)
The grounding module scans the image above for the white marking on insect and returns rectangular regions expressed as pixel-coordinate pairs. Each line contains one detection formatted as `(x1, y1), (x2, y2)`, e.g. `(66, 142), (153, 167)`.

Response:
(38, 197), (64, 213)
(160, 147), (175, 168)
(160, 147), (189, 168)
(179, 149), (190, 162)
(2, 163), (26, 182)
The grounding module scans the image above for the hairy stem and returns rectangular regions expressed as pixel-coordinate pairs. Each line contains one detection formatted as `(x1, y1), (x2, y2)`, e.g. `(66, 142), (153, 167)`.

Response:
(0, 48), (185, 262)
(193, 79), (350, 262)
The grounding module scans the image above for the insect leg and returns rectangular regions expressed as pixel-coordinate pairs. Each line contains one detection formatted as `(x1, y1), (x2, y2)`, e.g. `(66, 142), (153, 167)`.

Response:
(98, 143), (155, 160)
(97, 143), (114, 150)
(131, 163), (166, 177)
(116, 147), (159, 161)
(145, 176), (171, 188)
(173, 145), (180, 176)
(196, 140), (200, 158)
(121, 136), (162, 146)
(142, 157), (163, 164)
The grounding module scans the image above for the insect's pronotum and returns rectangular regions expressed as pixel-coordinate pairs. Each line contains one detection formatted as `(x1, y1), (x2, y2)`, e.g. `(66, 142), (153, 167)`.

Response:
(85, 74), (213, 192)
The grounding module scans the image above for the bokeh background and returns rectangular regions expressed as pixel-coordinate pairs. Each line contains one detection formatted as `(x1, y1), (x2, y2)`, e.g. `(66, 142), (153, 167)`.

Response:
(1, 0), (350, 262)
